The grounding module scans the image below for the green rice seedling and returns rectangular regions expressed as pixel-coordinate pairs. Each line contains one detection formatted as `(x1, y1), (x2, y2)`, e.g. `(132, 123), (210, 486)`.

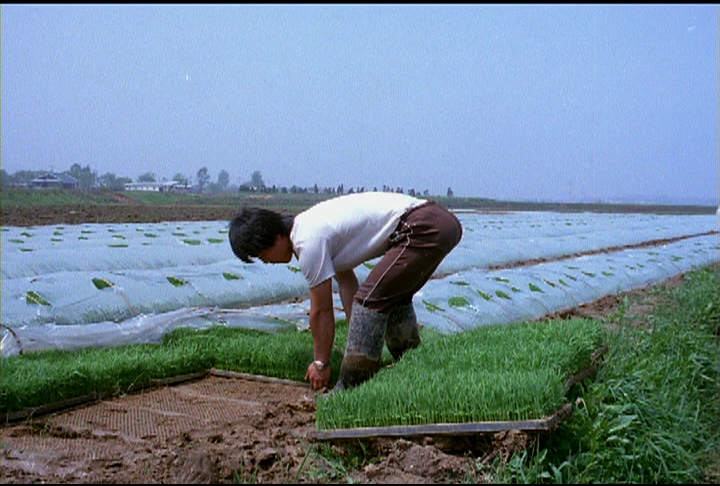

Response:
(182, 239), (202, 245)
(423, 300), (444, 312)
(0, 342), (215, 413)
(26, 290), (51, 306)
(167, 276), (188, 287)
(172, 232), (186, 237)
(1, 325), (322, 414)
(207, 238), (224, 244)
(144, 233), (157, 238)
(287, 265), (302, 273)
(7, 239), (24, 243)
(448, 296), (470, 308)
(494, 277), (511, 283)
(452, 280), (470, 286)
(108, 243), (128, 248)
(476, 289), (493, 301)
(316, 318), (604, 429)
(529, 282), (544, 293)
(495, 290), (511, 299)
(222, 272), (242, 280)
(167, 325), (346, 383)
(92, 277), (114, 290)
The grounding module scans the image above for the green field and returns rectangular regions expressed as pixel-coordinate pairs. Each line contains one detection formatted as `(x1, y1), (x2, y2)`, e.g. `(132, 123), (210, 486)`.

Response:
(1, 187), (715, 216)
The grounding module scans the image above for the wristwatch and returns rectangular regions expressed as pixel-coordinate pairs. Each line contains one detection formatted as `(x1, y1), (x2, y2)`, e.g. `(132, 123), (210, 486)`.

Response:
(312, 359), (329, 371)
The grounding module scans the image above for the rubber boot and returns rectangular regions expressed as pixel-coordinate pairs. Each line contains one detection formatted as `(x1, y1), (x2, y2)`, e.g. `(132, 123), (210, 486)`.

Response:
(334, 302), (388, 392)
(385, 303), (421, 360)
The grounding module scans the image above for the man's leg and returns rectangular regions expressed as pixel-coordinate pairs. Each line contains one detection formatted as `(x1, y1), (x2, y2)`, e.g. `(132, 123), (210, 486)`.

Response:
(385, 302), (421, 360)
(334, 301), (388, 391)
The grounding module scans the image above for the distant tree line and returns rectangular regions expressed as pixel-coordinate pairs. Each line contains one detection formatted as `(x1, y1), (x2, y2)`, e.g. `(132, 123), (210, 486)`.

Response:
(0, 164), (453, 197)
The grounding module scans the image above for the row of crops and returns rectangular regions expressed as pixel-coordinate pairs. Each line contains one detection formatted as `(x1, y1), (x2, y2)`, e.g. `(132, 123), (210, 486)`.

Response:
(2, 211), (718, 357)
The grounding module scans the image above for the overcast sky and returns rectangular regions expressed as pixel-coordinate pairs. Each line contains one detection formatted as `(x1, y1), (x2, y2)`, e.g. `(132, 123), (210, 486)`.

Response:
(2, 4), (717, 204)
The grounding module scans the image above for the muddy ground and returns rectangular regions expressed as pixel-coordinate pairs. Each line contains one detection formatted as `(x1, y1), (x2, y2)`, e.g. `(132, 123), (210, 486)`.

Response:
(0, 203), (704, 484)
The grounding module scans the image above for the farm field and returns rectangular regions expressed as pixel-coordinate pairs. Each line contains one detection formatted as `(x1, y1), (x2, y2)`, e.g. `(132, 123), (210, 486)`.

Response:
(1, 190), (718, 484)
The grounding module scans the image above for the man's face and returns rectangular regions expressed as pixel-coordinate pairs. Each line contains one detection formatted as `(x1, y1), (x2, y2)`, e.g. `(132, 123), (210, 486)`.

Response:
(257, 235), (292, 264)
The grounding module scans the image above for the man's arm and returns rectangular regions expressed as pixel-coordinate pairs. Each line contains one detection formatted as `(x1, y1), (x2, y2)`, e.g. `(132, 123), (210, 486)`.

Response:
(305, 278), (335, 390)
(334, 269), (358, 322)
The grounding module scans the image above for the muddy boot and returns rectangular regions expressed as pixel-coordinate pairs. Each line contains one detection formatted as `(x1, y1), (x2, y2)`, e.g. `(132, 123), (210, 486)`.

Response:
(385, 303), (421, 360)
(334, 302), (388, 392)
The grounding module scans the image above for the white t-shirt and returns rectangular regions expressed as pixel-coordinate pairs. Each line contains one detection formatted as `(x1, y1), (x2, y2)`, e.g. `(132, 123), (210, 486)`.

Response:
(290, 192), (426, 288)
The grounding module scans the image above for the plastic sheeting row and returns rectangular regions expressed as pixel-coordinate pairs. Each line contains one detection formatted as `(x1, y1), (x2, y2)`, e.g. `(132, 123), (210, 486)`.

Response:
(2, 230), (717, 357)
(2, 212), (716, 279)
(3, 213), (717, 328)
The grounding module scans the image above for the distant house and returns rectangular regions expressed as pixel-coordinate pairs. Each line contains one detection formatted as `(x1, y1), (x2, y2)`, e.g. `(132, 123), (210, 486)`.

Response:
(124, 181), (192, 193)
(30, 172), (78, 189)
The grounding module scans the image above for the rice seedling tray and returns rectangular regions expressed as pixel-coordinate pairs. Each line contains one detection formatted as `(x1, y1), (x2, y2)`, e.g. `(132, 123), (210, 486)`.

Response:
(314, 400), (577, 441)
(315, 345), (608, 441)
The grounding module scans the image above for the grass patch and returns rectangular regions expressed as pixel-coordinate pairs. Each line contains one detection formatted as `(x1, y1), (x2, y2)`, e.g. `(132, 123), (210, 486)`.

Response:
(496, 265), (720, 484)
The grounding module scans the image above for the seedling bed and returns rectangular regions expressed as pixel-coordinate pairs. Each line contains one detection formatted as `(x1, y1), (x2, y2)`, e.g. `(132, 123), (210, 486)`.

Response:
(316, 345), (607, 441)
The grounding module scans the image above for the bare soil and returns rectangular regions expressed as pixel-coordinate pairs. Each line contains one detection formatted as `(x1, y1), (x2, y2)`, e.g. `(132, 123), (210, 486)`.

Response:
(0, 204), (704, 484)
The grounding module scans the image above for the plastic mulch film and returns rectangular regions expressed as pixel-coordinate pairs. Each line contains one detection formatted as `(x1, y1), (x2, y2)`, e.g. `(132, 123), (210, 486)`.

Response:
(414, 233), (719, 334)
(2, 214), (718, 357)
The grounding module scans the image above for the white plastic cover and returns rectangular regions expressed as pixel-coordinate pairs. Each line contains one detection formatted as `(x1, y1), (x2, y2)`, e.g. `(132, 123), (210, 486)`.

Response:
(2, 212), (718, 357)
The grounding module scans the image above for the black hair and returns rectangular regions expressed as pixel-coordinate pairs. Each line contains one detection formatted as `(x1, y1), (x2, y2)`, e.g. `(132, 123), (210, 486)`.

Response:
(228, 207), (294, 263)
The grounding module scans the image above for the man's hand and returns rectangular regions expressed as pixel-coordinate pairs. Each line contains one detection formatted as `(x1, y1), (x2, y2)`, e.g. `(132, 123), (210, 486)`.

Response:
(305, 361), (331, 390)
(307, 279), (336, 391)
